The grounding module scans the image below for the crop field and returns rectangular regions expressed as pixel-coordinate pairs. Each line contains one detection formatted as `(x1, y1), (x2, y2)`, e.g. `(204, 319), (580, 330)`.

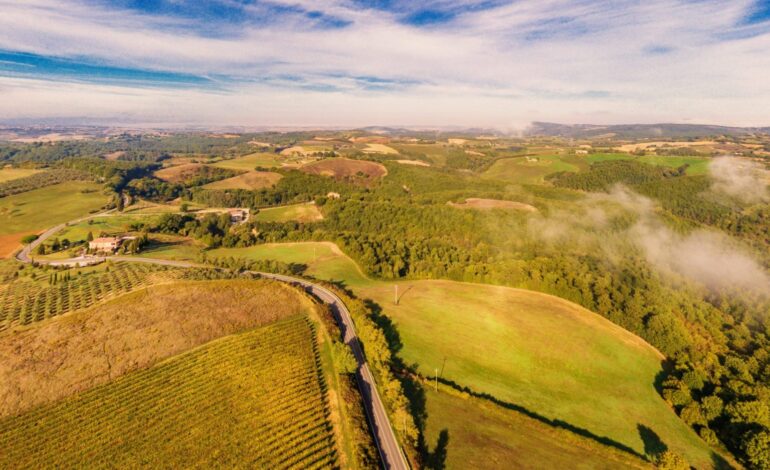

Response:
(202, 170), (282, 190)
(422, 388), (649, 469)
(0, 279), (313, 417)
(254, 202), (324, 223)
(0, 315), (338, 469)
(0, 262), (181, 331)
(199, 242), (717, 467)
(0, 168), (41, 182)
(211, 152), (285, 169)
(300, 157), (387, 181)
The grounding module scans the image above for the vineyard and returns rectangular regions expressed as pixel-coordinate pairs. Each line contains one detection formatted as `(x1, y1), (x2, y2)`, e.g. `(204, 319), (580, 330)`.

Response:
(0, 315), (338, 469)
(0, 262), (232, 331)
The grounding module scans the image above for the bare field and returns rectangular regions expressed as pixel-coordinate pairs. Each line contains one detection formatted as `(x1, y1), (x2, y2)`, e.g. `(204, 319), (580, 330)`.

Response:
(395, 159), (430, 166)
(448, 198), (538, 211)
(0, 279), (311, 417)
(153, 163), (206, 182)
(362, 143), (399, 154)
(202, 171), (282, 190)
(300, 157), (387, 181)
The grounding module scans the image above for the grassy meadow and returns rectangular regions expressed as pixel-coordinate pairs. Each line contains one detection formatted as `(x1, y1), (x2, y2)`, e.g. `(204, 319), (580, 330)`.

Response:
(0, 181), (106, 236)
(0, 168), (42, 182)
(0, 181), (107, 257)
(253, 202), (324, 223)
(422, 388), (649, 469)
(194, 241), (718, 467)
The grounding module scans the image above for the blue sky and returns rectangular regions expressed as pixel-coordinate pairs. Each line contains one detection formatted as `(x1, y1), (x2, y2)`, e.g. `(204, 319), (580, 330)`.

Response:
(0, 0), (769, 127)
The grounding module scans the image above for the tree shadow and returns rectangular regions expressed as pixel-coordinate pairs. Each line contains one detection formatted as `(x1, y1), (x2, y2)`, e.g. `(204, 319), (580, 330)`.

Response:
(436, 375), (646, 460)
(424, 429), (450, 470)
(653, 358), (674, 395)
(637, 424), (667, 460)
(364, 299), (403, 354)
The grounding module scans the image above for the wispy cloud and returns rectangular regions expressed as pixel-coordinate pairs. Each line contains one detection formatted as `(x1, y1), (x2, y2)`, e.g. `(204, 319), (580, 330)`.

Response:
(0, 0), (769, 126)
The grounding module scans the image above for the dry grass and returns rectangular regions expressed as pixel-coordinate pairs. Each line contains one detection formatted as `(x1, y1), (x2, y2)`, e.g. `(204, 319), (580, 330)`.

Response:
(0, 279), (311, 417)
(153, 163), (206, 183)
(202, 171), (282, 190)
(300, 158), (387, 181)
(0, 168), (42, 183)
(362, 143), (399, 155)
(395, 159), (430, 167)
(448, 198), (538, 212)
(617, 141), (717, 152)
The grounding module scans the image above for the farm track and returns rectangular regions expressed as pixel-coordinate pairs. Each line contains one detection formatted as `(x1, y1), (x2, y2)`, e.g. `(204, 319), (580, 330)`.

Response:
(15, 215), (408, 470)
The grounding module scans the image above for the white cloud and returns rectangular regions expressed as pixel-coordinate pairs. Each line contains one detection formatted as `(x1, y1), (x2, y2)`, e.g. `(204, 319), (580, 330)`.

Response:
(0, 0), (769, 126)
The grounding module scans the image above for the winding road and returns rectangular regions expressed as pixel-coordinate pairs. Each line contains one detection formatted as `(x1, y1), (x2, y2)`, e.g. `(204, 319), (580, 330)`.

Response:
(16, 218), (408, 470)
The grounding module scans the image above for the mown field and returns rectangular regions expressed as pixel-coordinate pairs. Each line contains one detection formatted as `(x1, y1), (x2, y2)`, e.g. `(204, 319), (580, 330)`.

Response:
(202, 171), (282, 190)
(210, 152), (287, 169)
(199, 241), (718, 467)
(0, 315), (338, 469)
(0, 168), (42, 182)
(254, 202), (324, 223)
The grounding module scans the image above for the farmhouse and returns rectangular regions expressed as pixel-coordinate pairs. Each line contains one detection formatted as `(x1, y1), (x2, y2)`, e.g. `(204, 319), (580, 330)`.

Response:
(575, 149), (589, 155)
(228, 208), (249, 223)
(88, 236), (137, 253)
(89, 237), (121, 253)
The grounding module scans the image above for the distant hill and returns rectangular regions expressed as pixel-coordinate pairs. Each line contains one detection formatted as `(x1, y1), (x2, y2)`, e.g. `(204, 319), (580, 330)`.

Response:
(526, 122), (770, 139)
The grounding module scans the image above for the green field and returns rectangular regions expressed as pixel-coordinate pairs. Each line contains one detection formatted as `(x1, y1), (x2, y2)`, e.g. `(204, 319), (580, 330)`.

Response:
(210, 152), (284, 169)
(0, 181), (107, 236)
(483, 154), (578, 183)
(583, 153), (710, 175)
(52, 214), (160, 243)
(192, 241), (718, 467)
(423, 388), (649, 469)
(0, 168), (42, 182)
(0, 315), (338, 468)
(254, 202), (323, 223)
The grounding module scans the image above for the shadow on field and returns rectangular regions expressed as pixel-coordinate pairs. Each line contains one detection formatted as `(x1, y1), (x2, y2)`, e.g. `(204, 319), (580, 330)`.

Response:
(637, 424), (667, 459)
(434, 375), (647, 460)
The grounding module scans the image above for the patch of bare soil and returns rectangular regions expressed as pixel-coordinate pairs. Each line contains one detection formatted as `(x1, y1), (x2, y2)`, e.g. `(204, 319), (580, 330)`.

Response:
(448, 198), (538, 212)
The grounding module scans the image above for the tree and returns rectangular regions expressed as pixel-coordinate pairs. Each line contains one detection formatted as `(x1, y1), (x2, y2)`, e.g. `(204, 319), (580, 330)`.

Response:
(656, 450), (689, 470)
(86, 231), (94, 242)
(35, 244), (46, 255)
(332, 342), (357, 374)
(745, 431), (770, 470)
(20, 234), (38, 244)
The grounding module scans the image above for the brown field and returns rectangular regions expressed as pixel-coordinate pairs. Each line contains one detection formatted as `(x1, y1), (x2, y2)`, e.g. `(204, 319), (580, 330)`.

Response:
(0, 279), (311, 417)
(154, 163), (206, 182)
(362, 143), (399, 154)
(0, 231), (36, 258)
(202, 171), (282, 190)
(617, 140), (717, 152)
(103, 151), (125, 161)
(395, 159), (430, 167)
(448, 198), (538, 212)
(300, 158), (387, 181)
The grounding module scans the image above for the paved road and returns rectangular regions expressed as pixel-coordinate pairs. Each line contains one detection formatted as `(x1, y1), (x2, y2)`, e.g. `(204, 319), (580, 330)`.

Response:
(16, 220), (409, 470)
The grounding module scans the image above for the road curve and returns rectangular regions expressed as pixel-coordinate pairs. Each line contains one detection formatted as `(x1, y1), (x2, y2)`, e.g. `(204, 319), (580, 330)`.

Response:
(16, 222), (409, 470)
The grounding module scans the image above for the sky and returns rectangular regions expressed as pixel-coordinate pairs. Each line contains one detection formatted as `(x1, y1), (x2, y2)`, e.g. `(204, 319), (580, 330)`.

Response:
(1, 0), (769, 128)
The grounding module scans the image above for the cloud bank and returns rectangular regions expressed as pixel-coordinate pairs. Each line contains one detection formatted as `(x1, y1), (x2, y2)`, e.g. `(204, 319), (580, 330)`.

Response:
(0, 0), (770, 126)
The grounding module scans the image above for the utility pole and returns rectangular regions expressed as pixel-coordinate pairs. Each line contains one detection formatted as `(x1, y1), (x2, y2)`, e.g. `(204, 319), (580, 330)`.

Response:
(435, 367), (438, 392)
(394, 284), (398, 305)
